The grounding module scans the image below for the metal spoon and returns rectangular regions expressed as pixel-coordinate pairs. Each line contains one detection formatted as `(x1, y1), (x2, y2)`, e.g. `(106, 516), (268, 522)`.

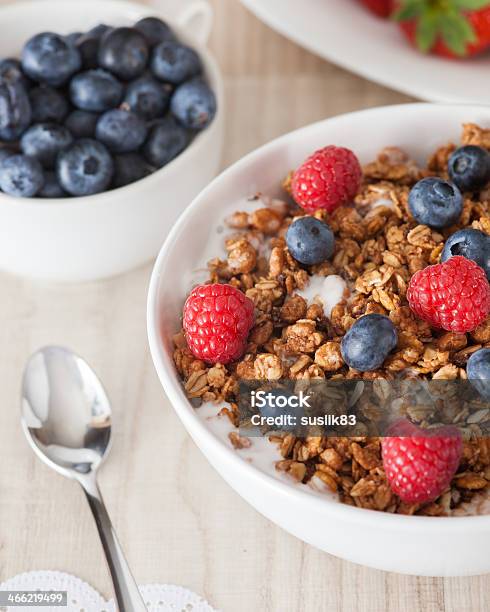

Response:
(21, 346), (147, 612)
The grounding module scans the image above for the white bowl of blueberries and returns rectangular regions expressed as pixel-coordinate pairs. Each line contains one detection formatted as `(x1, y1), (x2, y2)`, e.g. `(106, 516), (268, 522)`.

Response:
(0, 0), (224, 281)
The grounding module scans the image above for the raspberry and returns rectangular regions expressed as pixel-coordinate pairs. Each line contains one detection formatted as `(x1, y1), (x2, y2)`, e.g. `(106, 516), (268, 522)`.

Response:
(183, 283), (255, 364)
(382, 419), (462, 504)
(407, 256), (490, 333)
(291, 146), (362, 213)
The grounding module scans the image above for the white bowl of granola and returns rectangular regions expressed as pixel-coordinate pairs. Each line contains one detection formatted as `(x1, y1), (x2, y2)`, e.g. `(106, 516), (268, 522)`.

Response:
(148, 103), (490, 576)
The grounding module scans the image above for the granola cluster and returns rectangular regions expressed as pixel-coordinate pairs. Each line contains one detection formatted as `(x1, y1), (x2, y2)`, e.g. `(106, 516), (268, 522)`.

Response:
(173, 123), (490, 516)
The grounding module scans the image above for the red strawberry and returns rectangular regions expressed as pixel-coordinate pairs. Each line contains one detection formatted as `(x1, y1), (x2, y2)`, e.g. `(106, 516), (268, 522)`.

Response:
(395, 0), (490, 58)
(382, 419), (463, 504)
(359, 0), (394, 18)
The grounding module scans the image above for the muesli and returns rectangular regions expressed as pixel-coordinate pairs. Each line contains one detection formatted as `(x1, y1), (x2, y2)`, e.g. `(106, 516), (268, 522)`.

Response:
(173, 123), (490, 516)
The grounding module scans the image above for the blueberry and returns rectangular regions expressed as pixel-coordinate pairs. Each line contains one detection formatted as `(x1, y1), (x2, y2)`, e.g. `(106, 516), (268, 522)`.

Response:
(88, 24), (111, 38)
(96, 109), (147, 153)
(135, 17), (175, 47)
(57, 138), (113, 196)
(98, 27), (149, 80)
(286, 217), (335, 266)
(64, 110), (99, 138)
(448, 145), (490, 192)
(30, 86), (69, 123)
(408, 177), (463, 229)
(143, 117), (189, 167)
(467, 348), (490, 401)
(151, 41), (201, 84)
(70, 69), (123, 112)
(0, 58), (31, 89)
(171, 78), (216, 130)
(21, 123), (73, 168)
(113, 153), (153, 188)
(76, 34), (100, 69)
(38, 170), (66, 198)
(0, 146), (16, 165)
(65, 32), (83, 46)
(441, 228), (490, 281)
(124, 75), (171, 120)
(341, 314), (397, 372)
(21, 32), (81, 86)
(0, 78), (32, 141)
(0, 154), (44, 197)
(257, 387), (302, 432)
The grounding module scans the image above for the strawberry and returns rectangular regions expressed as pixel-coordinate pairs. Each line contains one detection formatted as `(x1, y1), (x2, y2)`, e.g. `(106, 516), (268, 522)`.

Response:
(394, 0), (490, 58)
(359, 0), (394, 18)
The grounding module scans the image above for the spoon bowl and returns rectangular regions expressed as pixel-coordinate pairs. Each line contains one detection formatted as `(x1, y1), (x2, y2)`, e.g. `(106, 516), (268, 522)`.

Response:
(22, 346), (112, 478)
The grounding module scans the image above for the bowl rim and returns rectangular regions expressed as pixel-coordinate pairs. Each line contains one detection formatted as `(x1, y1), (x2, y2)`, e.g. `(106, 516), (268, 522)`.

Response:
(0, 0), (224, 208)
(148, 102), (490, 532)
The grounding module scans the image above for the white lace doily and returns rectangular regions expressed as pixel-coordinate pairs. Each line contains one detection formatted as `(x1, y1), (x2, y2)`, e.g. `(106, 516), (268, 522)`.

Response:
(0, 571), (218, 612)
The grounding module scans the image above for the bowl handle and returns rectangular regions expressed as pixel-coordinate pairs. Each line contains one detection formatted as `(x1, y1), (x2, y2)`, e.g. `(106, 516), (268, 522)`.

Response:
(153, 0), (214, 45)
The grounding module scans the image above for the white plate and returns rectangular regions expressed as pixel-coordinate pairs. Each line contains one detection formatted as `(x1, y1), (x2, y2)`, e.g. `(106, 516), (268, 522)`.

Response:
(240, 0), (490, 104)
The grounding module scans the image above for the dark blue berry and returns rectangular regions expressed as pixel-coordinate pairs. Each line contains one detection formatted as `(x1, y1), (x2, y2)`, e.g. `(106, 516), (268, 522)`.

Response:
(143, 117), (189, 168)
(113, 153), (153, 188)
(98, 27), (149, 80)
(70, 69), (123, 112)
(408, 177), (463, 229)
(0, 146), (16, 165)
(76, 34), (100, 69)
(38, 170), (66, 198)
(151, 41), (201, 84)
(88, 24), (111, 38)
(21, 123), (73, 168)
(171, 78), (216, 130)
(256, 388), (302, 432)
(30, 86), (69, 123)
(286, 216), (335, 265)
(0, 78), (32, 141)
(135, 17), (175, 47)
(21, 32), (81, 86)
(441, 228), (490, 281)
(341, 314), (397, 372)
(448, 145), (490, 192)
(65, 32), (83, 46)
(95, 109), (147, 153)
(0, 154), (44, 197)
(0, 58), (31, 89)
(467, 348), (490, 401)
(64, 110), (99, 138)
(124, 75), (171, 120)
(57, 138), (113, 196)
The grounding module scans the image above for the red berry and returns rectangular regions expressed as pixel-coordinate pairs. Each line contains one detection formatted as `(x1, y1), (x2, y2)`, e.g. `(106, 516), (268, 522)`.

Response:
(291, 146), (362, 213)
(359, 0), (393, 18)
(407, 256), (490, 333)
(183, 283), (255, 364)
(382, 419), (462, 505)
(397, 5), (490, 59)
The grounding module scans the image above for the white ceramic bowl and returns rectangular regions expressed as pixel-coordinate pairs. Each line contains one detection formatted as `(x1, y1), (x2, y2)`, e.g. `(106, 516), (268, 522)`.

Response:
(148, 104), (490, 577)
(0, 0), (224, 281)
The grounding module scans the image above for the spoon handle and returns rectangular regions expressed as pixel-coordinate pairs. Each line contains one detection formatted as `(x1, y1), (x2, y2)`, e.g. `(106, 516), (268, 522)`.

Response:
(80, 475), (147, 612)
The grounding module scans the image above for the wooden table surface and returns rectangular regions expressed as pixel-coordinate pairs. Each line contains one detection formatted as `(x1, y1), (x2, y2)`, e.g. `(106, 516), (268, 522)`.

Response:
(0, 1), (489, 610)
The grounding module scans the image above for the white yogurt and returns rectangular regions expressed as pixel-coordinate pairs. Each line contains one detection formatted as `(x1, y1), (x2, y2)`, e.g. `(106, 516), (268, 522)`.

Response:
(196, 401), (338, 501)
(296, 274), (348, 318)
